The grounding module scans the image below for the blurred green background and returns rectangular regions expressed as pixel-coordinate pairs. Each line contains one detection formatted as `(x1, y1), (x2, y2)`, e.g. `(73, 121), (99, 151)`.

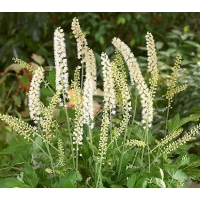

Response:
(0, 12), (200, 152)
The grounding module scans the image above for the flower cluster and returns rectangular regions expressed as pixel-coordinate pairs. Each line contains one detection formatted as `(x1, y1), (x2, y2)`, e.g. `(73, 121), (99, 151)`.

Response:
(12, 57), (35, 73)
(163, 124), (200, 154)
(71, 68), (83, 147)
(97, 52), (117, 161)
(101, 52), (116, 113)
(111, 51), (131, 112)
(40, 91), (60, 141)
(146, 32), (159, 97)
(98, 109), (110, 161)
(112, 37), (153, 128)
(158, 128), (183, 148)
(0, 113), (39, 141)
(125, 139), (146, 147)
(58, 138), (65, 167)
(165, 53), (187, 106)
(111, 51), (131, 140)
(28, 66), (44, 123)
(71, 17), (88, 59)
(71, 17), (96, 127)
(54, 27), (68, 105)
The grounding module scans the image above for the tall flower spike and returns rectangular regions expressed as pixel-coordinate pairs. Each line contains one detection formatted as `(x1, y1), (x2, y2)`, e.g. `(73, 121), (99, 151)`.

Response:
(146, 32), (159, 97)
(40, 91), (60, 141)
(0, 113), (39, 141)
(28, 66), (44, 123)
(54, 27), (68, 105)
(71, 67), (83, 147)
(82, 49), (96, 126)
(71, 18), (96, 127)
(112, 37), (153, 128)
(111, 51), (131, 139)
(71, 17), (88, 60)
(165, 53), (187, 106)
(101, 52), (116, 113)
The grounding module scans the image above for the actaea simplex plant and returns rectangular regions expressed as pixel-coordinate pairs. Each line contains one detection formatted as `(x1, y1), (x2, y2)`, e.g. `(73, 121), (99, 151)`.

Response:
(1, 17), (200, 188)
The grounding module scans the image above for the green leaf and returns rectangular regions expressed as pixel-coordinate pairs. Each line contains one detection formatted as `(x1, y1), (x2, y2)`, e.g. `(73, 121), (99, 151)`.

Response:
(127, 173), (137, 188)
(172, 170), (187, 181)
(40, 88), (54, 97)
(168, 114), (200, 133)
(156, 41), (164, 50)
(117, 17), (126, 25)
(135, 177), (148, 188)
(184, 41), (200, 48)
(0, 178), (30, 188)
(151, 166), (164, 180)
(46, 68), (56, 89)
(24, 163), (39, 188)
(167, 114), (180, 132)
(0, 142), (30, 155)
(53, 170), (78, 188)
(32, 136), (43, 154)
(179, 114), (200, 127)
(152, 178), (166, 188)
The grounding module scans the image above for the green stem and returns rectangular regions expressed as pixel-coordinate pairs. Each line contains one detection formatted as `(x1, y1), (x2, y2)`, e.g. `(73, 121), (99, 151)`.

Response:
(81, 63), (85, 91)
(117, 119), (128, 181)
(96, 158), (103, 188)
(30, 138), (50, 160)
(109, 109), (113, 149)
(88, 125), (94, 156)
(62, 91), (75, 168)
(131, 90), (138, 126)
(45, 142), (55, 174)
(75, 144), (79, 172)
(164, 100), (170, 137)
(140, 121), (150, 173)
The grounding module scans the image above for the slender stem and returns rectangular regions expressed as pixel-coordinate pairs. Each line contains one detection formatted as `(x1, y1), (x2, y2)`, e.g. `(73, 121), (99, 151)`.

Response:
(164, 100), (170, 137)
(131, 89), (138, 126)
(96, 159), (103, 188)
(117, 116), (128, 181)
(131, 149), (139, 167)
(75, 144), (79, 172)
(109, 109), (113, 149)
(140, 120), (150, 173)
(88, 125), (94, 156)
(81, 63), (84, 91)
(30, 137), (50, 160)
(45, 142), (55, 174)
(62, 91), (75, 168)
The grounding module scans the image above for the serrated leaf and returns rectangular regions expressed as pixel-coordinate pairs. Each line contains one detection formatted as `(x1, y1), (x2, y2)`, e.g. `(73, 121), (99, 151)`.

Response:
(156, 41), (164, 50)
(184, 41), (200, 48)
(24, 163), (39, 188)
(179, 114), (200, 127)
(40, 88), (54, 97)
(135, 177), (148, 188)
(0, 178), (30, 188)
(32, 136), (43, 154)
(168, 114), (200, 133)
(172, 170), (187, 181)
(168, 114), (180, 132)
(0, 142), (30, 155)
(153, 178), (166, 188)
(46, 68), (56, 89)
(53, 170), (77, 188)
(127, 173), (137, 188)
